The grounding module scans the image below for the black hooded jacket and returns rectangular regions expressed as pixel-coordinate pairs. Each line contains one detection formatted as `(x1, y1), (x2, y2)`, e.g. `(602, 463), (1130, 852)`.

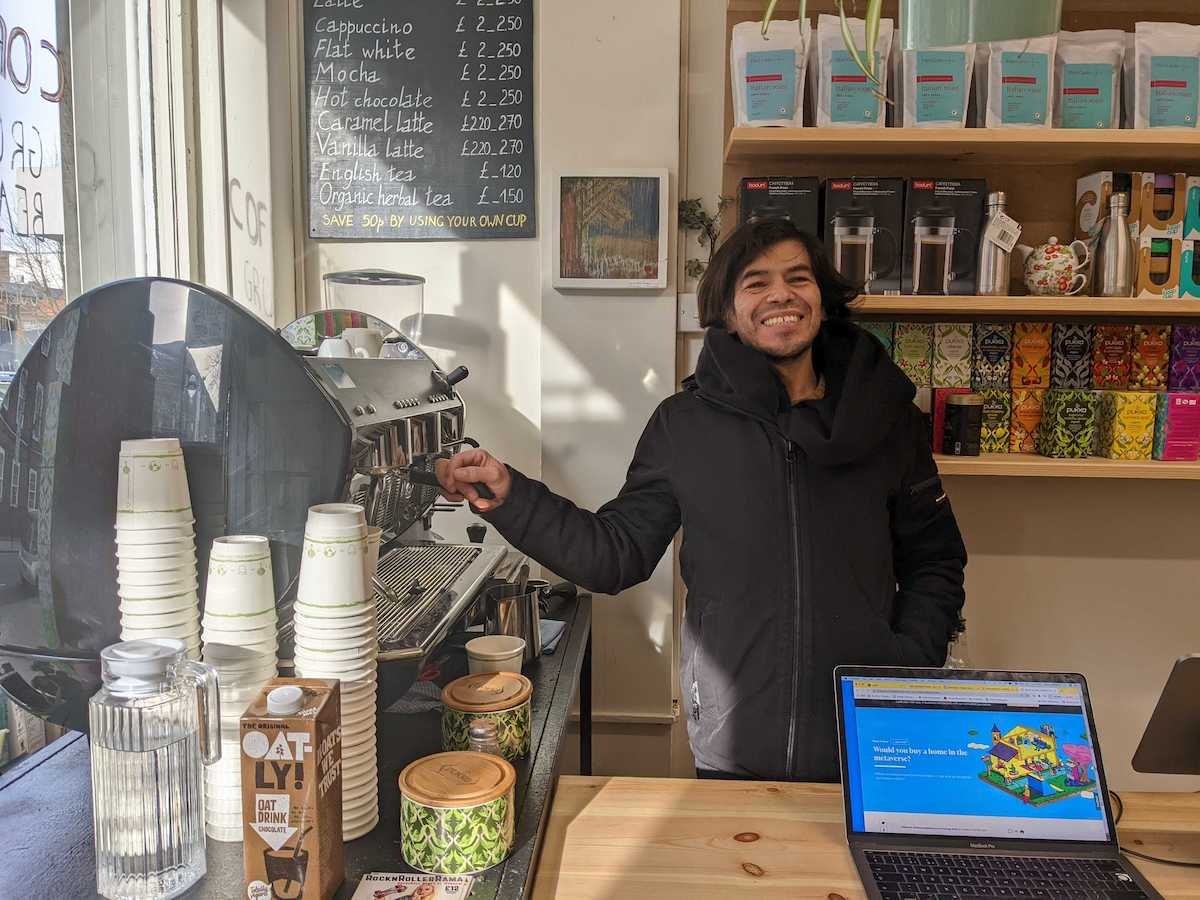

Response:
(482, 319), (967, 780)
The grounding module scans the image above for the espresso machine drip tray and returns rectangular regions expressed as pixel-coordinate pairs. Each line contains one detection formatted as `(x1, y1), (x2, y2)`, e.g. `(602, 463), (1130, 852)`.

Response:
(373, 541), (506, 661)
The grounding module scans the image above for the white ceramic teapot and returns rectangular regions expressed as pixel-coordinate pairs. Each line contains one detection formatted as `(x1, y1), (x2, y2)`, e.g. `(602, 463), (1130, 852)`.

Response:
(1016, 236), (1090, 296)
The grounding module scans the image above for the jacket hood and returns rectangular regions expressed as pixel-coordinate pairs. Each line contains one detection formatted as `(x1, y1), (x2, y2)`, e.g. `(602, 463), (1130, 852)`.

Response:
(687, 319), (916, 466)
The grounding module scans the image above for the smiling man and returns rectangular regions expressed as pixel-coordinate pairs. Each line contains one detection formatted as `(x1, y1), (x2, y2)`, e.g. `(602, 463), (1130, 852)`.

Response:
(437, 218), (967, 781)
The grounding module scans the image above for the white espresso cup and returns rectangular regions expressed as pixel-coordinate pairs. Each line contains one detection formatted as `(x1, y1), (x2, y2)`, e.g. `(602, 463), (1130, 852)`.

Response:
(341, 328), (384, 359)
(317, 337), (354, 358)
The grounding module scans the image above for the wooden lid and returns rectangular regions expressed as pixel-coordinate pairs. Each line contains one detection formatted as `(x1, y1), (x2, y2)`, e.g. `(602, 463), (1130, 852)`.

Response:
(398, 751), (515, 808)
(441, 672), (532, 713)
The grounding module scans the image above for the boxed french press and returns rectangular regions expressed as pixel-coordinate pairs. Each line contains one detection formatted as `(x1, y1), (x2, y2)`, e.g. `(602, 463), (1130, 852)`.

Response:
(738, 176), (821, 235)
(901, 178), (987, 295)
(822, 177), (905, 293)
(242, 678), (344, 900)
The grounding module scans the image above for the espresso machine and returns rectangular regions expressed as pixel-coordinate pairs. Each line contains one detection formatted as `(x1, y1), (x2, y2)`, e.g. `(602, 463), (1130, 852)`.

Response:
(0, 278), (505, 732)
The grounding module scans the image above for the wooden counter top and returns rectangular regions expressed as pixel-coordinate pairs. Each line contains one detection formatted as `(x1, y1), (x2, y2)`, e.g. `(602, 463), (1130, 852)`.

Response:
(532, 777), (1200, 899)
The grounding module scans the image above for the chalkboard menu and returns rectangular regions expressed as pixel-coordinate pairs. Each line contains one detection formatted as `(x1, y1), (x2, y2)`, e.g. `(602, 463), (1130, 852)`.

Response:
(304, 0), (536, 240)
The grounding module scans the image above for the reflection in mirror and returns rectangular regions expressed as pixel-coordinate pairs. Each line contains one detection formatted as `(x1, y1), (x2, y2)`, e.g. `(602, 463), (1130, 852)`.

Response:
(279, 309), (424, 361)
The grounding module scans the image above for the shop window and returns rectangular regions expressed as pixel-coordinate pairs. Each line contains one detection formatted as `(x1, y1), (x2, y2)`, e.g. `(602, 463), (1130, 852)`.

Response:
(26, 466), (36, 512)
(9, 456), (18, 507)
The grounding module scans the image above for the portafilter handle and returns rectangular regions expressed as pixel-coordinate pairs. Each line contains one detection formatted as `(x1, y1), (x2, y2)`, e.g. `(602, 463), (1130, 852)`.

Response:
(432, 365), (469, 396)
(407, 463), (495, 501)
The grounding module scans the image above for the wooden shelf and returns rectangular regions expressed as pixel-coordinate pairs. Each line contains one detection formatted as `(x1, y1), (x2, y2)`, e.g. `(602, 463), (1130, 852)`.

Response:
(851, 295), (1200, 319)
(936, 454), (1200, 479)
(725, 127), (1200, 165)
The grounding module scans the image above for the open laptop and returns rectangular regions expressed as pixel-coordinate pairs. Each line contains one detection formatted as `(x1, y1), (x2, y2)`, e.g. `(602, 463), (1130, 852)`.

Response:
(834, 666), (1161, 900)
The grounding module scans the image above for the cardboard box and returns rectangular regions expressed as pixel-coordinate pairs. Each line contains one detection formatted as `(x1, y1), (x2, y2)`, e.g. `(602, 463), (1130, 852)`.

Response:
(1185, 176), (1200, 241)
(1092, 324), (1132, 389)
(1132, 172), (1188, 240)
(1037, 390), (1099, 458)
(859, 321), (894, 355)
(1135, 235), (1183, 298)
(1169, 323), (1200, 390)
(1011, 322), (1052, 389)
(972, 322), (1012, 389)
(822, 177), (905, 294)
(738, 176), (821, 236)
(1097, 391), (1157, 460)
(1181, 240), (1200, 299)
(979, 389), (1012, 453)
(1009, 388), (1046, 453)
(933, 388), (973, 452)
(1130, 324), (1172, 391)
(933, 323), (973, 387)
(902, 178), (988, 295)
(242, 678), (344, 900)
(894, 322), (933, 387)
(1155, 392), (1200, 460)
(1051, 323), (1094, 389)
(1074, 170), (1135, 242)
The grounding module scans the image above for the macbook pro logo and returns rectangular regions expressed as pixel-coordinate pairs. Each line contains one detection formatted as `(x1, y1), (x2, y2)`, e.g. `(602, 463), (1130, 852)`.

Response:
(969, 842), (997, 849)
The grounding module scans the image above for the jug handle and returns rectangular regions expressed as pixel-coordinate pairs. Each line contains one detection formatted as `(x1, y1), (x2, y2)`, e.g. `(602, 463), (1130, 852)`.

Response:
(872, 227), (901, 283)
(180, 658), (222, 765)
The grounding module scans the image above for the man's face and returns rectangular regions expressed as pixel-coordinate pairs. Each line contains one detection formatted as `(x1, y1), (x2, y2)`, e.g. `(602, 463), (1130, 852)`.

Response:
(726, 239), (823, 361)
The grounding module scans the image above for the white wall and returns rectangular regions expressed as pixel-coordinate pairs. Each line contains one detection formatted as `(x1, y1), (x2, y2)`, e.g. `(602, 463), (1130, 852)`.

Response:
(681, 1), (1200, 792)
(300, 0), (681, 747)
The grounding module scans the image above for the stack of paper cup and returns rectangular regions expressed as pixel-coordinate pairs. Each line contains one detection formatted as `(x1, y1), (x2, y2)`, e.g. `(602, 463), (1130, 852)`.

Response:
(293, 503), (379, 839)
(201, 535), (279, 841)
(115, 439), (200, 657)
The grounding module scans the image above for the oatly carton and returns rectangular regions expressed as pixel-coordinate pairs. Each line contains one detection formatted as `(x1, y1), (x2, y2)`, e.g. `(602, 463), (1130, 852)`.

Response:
(242, 679), (343, 900)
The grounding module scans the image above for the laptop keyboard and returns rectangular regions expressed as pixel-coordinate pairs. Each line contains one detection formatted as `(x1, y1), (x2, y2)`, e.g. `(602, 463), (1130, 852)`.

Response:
(864, 850), (1149, 899)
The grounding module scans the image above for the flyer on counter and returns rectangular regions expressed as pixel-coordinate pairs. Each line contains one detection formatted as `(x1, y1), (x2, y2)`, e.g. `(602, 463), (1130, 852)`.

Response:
(350, 873), (474, 899)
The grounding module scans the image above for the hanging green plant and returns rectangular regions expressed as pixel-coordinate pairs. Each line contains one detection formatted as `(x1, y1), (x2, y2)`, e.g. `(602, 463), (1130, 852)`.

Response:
(679, 196), (734, 280)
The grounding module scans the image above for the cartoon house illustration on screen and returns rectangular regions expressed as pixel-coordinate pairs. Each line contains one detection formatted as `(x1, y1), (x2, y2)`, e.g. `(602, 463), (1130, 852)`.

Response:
(980, 723), (1095, 806)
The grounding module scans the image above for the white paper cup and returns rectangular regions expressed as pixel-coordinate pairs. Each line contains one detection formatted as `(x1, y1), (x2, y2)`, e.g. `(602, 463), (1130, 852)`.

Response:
(293, 649), (375, 671)
(341, 725), (377, 751)
(116, 541), (196, 561)
(116, 551), (197, 572)
(466, 635), (526, 674)
(209, 535), (270, 561)
(297, 532), (369, 607)
(293, 609), (375, 630)
(117, 567), (197, 588)
(115, 524), (195, 545)
(292, 599), (374, 621)
(122, 623), (200, 641)
(339, 673), (379, 694)
(205, 543), (275, 616)
(117, 440), (191, 511)
(115, 508), (195, 530)
(343, 780), (379, 806)
(202, 609), (276, 630)
(121, 608), (199, 629)
(305, 503), (366, 533)
(205, 768), (244, 787)
(343, 811), (379, 841)
(362, 526), (382, 592)
(293, 620), (374, 644)
(294, 634), (375, 656)
(119, 594), (199, 616)
(341, 689), (377, 712)
(119, 582), (201, 601)
(202, 620), (276, 644)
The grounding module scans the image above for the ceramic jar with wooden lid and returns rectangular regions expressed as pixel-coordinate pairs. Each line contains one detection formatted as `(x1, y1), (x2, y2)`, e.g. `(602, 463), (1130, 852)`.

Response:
(398, 751), (517, 875)
(441, 672), (532, 761)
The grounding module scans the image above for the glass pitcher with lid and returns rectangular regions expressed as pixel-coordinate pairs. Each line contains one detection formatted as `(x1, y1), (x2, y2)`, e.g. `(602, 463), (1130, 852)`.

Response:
(89, 638), (220, 900)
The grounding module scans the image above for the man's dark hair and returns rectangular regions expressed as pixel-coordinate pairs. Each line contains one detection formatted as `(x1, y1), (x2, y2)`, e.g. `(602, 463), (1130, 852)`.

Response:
(696, 219), (858, 329)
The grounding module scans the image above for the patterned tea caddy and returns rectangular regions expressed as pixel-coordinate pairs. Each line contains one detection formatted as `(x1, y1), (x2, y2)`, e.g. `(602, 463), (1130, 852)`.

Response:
(1016, 236), (1091, 296)
(441, 671), (532, 761)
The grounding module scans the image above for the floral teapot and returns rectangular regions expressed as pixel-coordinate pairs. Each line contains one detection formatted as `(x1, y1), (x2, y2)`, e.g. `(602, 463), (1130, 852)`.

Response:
(1016, 236), (1090, 296)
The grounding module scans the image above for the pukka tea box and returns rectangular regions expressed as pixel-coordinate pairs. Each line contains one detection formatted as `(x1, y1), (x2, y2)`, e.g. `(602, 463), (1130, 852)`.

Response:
(894, 322), (933, 387)
(242, 678), (344, 900)
(972, 322), (1012, 389)
(933, 323), (973, 387)
(860, 321), (895, 355)
(1037, 389), (1098, 458)
(1009, 389), (1046, 454)
(978, 389), (1011, 454)
(1154, 393), (1200, 461)
(1097, 391), (1157, 460)
(1092, 324), (1132, 389)
(1010, 322), (1052, 389)
(933, 388), (973, 453)
(1051, 323), (1094, 389)
(1169, 324), (1200, 390)
(1130, 324), (1172, 391)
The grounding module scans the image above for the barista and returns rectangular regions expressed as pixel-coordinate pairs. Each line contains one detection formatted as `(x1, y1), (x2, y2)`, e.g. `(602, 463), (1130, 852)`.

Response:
(436, 218), (967, 782)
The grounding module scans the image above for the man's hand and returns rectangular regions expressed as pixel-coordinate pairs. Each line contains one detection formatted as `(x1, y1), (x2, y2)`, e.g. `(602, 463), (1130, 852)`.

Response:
(434, 448), (512, 512)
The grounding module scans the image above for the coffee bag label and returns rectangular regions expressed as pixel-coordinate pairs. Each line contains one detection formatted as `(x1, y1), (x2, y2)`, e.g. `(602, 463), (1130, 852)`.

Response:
(914, 50), (967, 123)
(746, 49), (798, 121)
(1061, 63), (1115, 128)
(830, 50), (881, 123)
(1001, 51), (1050, 124)
(1149, 56), (1200, 128)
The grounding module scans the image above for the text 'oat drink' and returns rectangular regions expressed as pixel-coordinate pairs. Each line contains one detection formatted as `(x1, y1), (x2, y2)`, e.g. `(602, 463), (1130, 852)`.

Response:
(242, 678), (344, 900)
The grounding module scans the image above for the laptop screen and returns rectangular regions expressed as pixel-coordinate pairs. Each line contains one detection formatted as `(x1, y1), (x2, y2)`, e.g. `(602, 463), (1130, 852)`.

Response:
(839, 673), (1112, 842)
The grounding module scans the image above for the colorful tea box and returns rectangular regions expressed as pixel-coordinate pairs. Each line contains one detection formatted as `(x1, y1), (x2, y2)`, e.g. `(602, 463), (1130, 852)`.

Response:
(860, 321), (894, 355)
(894, 323), (933, 387)
(978, 389), (1011, 453)
(1169, 324), (1200, 390)
(1092, 324), (1132, 389)
(933, 323), (973, 387)
(972, 323), (1012, 389)
(1154, 393), (1200, 461)
(1134, 234), (1183, 299)
(1051, 323), (1094, 389)
(1037, 390), (1098, 458)
(932, 388), (972, 453)
(1010, 322), (1052, 389)
(1097, 391), (1157, 460)
(1009, 389), (1046, 454)
(1130, 324), (1172, 391)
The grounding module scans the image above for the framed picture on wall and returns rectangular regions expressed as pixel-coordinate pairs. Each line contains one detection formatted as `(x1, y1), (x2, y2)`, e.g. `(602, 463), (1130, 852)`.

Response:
(553, 169), (670, 290)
